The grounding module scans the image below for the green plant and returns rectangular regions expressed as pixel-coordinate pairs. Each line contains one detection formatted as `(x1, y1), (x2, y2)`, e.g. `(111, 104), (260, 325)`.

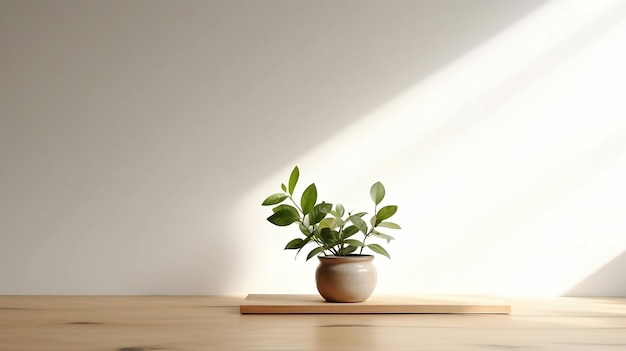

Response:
(262, 166), (401, 260)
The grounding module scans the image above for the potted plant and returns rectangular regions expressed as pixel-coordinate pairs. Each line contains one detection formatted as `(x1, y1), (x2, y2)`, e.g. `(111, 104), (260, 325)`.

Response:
(262, 166), (401, 302)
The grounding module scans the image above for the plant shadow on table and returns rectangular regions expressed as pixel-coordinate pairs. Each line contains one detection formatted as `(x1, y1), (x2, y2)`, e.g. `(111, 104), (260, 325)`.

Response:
(315, 322), (380, 350)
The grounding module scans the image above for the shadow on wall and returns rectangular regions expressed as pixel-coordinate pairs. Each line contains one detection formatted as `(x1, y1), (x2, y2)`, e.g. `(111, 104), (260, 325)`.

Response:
(242, 1), (626, 297)
(219, 0), (550, 176)
(0, 0), (547, 294)
(565, 250), (626, 297)
(211, 0), (548, 293)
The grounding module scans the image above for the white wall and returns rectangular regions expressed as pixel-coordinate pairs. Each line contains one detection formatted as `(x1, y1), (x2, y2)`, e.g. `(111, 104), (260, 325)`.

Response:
(1, 0), (625, 297)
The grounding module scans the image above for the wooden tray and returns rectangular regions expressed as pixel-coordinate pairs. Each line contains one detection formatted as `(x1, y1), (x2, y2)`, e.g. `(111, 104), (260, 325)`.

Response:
(240, 294), (511, 314)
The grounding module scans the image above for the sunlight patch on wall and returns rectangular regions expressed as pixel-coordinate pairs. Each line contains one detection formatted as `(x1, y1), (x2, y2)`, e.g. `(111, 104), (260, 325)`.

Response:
(235, 0), (626, 296)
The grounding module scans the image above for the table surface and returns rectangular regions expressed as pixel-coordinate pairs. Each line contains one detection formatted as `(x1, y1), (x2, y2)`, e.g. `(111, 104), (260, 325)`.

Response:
(1, 295), (625, 351)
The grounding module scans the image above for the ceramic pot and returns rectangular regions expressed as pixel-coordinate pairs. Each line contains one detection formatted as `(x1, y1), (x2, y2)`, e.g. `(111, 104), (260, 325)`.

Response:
(315, 255), (377, 303)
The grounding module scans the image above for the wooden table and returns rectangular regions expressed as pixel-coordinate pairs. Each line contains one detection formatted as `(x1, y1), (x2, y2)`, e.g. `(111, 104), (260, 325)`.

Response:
(1, 296), (625, 350)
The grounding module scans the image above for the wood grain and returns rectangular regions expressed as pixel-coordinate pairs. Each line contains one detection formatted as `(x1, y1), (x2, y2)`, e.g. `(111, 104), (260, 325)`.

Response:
(240, 294), (511, 314)
(0, 296), (625, 351)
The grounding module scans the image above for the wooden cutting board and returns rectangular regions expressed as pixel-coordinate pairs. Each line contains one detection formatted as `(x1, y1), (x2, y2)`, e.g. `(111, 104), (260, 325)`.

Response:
(240, 294), (511, 314)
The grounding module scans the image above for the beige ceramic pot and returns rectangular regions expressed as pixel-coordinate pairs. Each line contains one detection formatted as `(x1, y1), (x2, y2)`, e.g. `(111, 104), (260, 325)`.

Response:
(315, 255), (377, 303)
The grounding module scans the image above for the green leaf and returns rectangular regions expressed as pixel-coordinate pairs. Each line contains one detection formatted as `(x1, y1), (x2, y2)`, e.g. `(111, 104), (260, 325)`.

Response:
(337, 218), (346, 227)
(313, 228), (322, 241)
(295, 236), (312, 258)
(271, 204), (299, 217)
(320, 228), (338, 246)
(300, 183), (317, 215)
(375, 205), (397, 224)
(288, 166), (299, 195)
(351, 211), (367, 218)
(329, 209), (346, 226)
(318, 217), (338, 230)
(299, 222), (312, 236)
(378, 221), (401, 229)
(284, 238), (306, 250)
(306, 246), (325, 261)
(344, 239), (363, 247)
(341, 245), (358, 255)
(370, 181), (385, 205)
(267, 209), (299, 226)
(349, 215), (368, 234)
(367, 243), (391, 259)
(309, 202), (332, 225)
(342, 225), (360, 239)
(281, 183), (287, 192)
(335, 203), (345, 217)
(262, 193), (288, 206)
(372, 230), (395, 243)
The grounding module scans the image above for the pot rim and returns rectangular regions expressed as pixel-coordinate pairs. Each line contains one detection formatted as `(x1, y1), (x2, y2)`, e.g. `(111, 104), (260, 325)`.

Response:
(317, 254), (375, 261)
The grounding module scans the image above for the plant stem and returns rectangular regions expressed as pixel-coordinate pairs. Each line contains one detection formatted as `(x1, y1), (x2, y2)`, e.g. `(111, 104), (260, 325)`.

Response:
(287, 194), (305, 216)
(359, 203), (377, 255)
(286, 192), (338, 257)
